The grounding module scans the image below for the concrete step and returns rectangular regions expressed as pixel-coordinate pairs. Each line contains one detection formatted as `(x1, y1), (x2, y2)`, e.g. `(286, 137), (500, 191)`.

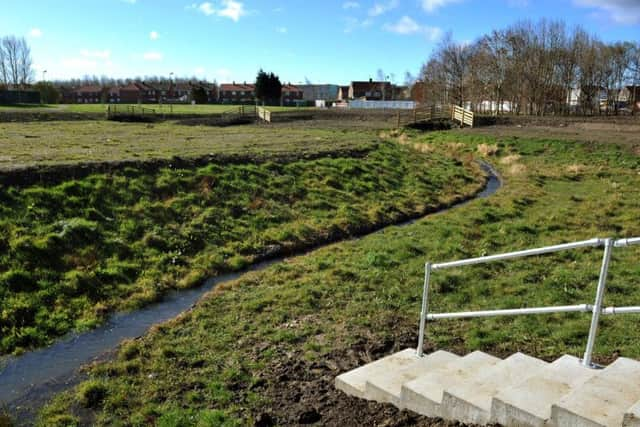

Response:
(335, 348), (420, 399)
(490, 354), (599, 427)
(400, 350), (500, 418)
(364, 350), (459, 406)
(440, 352), (548, 425)
(550, 357), (640, 427)
(624, 401), (640, 427)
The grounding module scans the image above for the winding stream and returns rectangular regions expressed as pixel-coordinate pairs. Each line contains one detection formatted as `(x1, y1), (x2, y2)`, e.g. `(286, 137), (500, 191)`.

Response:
(0, 162), (501, 419)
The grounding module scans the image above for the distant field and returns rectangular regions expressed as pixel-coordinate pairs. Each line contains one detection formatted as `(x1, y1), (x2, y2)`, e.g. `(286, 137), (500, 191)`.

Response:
(0, 104), (311, 114)
(0, 121), (376, 171)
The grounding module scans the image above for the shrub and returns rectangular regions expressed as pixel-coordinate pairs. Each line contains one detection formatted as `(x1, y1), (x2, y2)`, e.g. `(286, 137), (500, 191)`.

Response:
(77, 380), (107, 408)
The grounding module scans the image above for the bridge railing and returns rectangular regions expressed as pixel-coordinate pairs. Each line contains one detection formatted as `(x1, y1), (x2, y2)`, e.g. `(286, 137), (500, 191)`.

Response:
(417, 237), (640, 368)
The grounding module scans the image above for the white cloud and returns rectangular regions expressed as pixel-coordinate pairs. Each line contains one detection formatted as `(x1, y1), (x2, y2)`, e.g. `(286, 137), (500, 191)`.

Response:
(421, 0), (462, 12)
(199, 2), (215, 15)
(29, 28), (42, 38)
(80, 49), (111, 59)
(195, 66), (206, 75)
(384, 16), (442, 40)
(149, 31), (159, 40)
(143, 51), (163, 61)
(344, 16), (373, 33)
(343, 1), (360, 9)
(276, 26), (288, 33)
(218, 0), (245, 21)
(368, 0), (398, 16)
(194, 1), (245, 22)
(574, 0), (640, 24)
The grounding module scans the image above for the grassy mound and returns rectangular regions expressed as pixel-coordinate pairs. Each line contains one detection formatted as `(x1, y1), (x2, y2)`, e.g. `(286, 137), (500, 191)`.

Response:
(0, 140), (483, 355)
(37, 131), (640, 426)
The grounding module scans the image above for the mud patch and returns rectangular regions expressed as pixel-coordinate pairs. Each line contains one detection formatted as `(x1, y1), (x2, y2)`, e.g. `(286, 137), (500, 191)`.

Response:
(251, 329), (466, 426)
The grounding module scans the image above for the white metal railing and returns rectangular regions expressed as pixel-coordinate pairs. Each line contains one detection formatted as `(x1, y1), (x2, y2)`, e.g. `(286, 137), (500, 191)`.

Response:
(417, 237), (640, 368)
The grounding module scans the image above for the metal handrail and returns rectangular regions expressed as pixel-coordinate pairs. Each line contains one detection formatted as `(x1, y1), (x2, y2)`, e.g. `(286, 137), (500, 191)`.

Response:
(417, 236), (640, 368)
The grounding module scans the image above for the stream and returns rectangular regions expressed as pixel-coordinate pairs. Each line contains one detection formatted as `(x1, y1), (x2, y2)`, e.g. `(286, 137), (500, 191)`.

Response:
(0, 162), (501, 421)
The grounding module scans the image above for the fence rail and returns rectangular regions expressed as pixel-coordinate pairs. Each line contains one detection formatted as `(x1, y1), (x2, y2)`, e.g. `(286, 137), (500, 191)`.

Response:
(106, 104), (156, 119)
(397, 104), (474, 128)
(417, 236), (640, 368)
(257, 106), (272, 123)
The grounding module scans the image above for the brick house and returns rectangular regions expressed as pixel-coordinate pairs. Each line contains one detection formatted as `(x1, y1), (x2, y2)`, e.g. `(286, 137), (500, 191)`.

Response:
(281, 84), (303, 106)
(349, 80), (393, 100)
(219, 82), (256, 104)
(136, 82), (158, 103)
(73, 85), (105, 103)
(108, 83), (141, 103)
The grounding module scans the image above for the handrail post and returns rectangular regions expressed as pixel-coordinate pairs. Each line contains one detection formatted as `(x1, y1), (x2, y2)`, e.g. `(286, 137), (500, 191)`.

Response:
(417, 262), (432, 357)
(583, 238), (614, 368)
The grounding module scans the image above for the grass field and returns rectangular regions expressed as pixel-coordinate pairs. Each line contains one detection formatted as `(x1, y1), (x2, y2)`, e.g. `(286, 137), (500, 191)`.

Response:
(34, 129), (640, 426)
(0, 134), (483, 356)
(0, 104), (309, 114)
(0, 121), (378, 171)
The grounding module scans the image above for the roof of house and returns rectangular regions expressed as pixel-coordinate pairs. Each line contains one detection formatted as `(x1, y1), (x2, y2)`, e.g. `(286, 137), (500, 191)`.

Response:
(74, 85), (104, 94)
(282, 84), (302, 92)
(350, 81), (391, 91)
(220, 83), (255, 91)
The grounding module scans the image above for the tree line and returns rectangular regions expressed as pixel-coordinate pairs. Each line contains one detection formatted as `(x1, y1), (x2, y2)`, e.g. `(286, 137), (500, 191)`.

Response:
(418, 19), (640, 115)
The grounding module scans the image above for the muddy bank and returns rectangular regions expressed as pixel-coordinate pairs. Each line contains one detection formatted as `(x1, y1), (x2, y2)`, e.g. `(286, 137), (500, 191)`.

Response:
(252, 326), (464, 426)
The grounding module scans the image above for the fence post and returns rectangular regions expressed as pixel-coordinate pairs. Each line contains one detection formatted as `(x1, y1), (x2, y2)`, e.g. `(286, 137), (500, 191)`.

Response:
(583, 238), (613, 367)
(397, 111), (401, 128)
(417, 262), (432, 357)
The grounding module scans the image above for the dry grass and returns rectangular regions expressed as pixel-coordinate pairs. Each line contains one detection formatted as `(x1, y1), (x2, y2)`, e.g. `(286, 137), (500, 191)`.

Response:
(477, 143), (499, 156)
(500, 154), (522, 165)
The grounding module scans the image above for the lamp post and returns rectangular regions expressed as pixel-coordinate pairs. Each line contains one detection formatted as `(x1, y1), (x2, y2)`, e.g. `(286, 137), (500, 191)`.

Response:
(169, 72), (174, 112)
(41, 70), (48, 104)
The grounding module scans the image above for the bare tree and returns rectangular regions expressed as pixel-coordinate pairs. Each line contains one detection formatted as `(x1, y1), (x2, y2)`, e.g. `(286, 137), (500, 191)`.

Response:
(0, 36), (34, 88)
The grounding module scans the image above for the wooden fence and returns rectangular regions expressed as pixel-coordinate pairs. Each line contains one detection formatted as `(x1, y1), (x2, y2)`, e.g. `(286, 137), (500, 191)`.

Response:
(106, 104), (156, 120)
(397, 104), (474, 128)
(257, 106), (272, 123)
(451, 105), (474, 127)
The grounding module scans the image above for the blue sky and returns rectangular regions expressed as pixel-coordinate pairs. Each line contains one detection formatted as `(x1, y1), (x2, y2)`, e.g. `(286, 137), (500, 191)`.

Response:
(1, 0), (638, 85)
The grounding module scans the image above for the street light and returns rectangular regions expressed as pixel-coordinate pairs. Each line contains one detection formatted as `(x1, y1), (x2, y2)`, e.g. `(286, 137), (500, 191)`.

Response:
(41, 70), (48, 104)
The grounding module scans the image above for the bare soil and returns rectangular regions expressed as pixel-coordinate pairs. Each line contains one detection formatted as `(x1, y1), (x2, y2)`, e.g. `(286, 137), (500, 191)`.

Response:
(461, 115), (640, 147)
(251, 325), (467, 427)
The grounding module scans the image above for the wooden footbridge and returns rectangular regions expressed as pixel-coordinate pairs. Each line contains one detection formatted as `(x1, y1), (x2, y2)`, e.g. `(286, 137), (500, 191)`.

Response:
(397, 104), (474, 128)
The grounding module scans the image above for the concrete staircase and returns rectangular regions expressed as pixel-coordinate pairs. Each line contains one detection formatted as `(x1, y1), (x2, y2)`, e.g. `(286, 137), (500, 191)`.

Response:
(336, 349), (640, 426)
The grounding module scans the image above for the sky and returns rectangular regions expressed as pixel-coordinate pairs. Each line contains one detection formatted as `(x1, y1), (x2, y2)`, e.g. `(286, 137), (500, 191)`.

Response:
(1, 0), (639, 85)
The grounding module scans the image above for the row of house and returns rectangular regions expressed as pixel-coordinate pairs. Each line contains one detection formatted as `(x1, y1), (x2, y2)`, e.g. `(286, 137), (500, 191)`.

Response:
(217, 82), (305, 105)
(63, 81), (218, 104)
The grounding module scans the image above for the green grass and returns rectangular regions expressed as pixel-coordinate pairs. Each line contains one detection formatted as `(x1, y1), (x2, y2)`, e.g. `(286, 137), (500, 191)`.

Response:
(37, 130), (640, 426)
(0, 140), (483, 356)
(0, 121), (376, 171)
